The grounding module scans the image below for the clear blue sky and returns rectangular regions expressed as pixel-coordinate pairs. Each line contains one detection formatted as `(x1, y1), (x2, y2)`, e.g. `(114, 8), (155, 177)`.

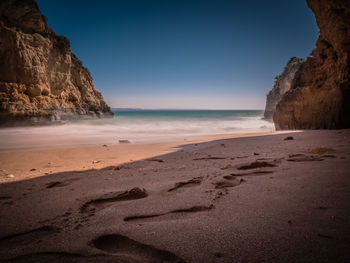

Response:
(37, 0), (318, 109)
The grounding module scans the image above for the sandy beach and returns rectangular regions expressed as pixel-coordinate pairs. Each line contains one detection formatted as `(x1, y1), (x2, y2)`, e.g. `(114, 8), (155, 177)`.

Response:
(0, 131), (283, 183)
(0, 129), (349, 262)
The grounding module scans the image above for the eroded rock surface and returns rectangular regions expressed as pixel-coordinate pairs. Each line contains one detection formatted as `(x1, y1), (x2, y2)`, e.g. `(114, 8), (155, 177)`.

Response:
(264, 57), (305, 120)
(0, 0), (113, 125)
(274, 0), (350, 129)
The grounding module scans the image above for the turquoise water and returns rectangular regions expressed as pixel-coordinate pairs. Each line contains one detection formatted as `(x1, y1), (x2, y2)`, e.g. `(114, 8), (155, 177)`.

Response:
(112, 109), (263, 120)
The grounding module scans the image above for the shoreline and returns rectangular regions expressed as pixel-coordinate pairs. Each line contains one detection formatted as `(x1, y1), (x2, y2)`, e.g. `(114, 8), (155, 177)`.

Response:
(0, 131), (295, 183)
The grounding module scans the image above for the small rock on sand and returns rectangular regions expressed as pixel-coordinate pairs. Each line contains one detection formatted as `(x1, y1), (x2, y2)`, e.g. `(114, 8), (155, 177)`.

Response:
(119, 140), (131, 144)
(221, 164), (233, 170)
(308, 147), (334, 155)
(284, 136), (294, 140)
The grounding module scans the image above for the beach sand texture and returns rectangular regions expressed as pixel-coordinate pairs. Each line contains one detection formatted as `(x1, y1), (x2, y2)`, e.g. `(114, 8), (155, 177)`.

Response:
(0, 130), (350, 262)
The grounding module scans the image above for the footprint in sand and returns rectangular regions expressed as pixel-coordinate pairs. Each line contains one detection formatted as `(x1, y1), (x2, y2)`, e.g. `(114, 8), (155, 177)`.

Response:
(80, 187), (148, 215)
(236, 161), (277, 170)
(92, 234), (185, 263)
(193, 156), (227, 160)
(46, 178), (79, 189)
(4, 251), (154, 263)
(224, 170), (274, 179)
(287, 154), (324, 162)
(168, 177), (203, 192)
(0, 226), (59, 250)
(124, 205), (214, 223)
(46, 181), (70, 188)
(214, 179), (241, 189)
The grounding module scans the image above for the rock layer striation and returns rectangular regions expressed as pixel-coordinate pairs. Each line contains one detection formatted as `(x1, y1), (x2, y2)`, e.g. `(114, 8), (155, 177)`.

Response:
(274, 0), (350, 129)
(264, 57), (305, 120)
(0, 0), (113, 125)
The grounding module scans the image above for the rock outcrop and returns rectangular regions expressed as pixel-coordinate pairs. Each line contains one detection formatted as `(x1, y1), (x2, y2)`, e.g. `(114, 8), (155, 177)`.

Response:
(264, 57), (305, 120)
(0, 0), (113, 125)
(274, 0), (350, 129)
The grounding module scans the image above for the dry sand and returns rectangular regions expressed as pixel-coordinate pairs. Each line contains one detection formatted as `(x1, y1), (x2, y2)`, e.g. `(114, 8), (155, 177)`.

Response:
(0, 130), (350, 262)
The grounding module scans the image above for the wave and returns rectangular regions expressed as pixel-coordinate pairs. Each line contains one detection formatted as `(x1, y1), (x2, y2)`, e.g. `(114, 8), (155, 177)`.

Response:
(0, 111), (275, 149)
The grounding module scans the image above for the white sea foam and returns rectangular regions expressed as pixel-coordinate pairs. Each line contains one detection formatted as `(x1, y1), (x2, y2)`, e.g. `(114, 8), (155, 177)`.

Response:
(0, 113), (275, 150)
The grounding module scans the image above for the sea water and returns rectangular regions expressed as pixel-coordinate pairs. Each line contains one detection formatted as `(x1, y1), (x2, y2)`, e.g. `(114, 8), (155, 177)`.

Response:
(0, 109), (274, 149)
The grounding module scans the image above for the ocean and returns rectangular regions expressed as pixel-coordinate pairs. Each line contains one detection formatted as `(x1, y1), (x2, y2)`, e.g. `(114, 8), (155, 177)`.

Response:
(0, 109), (274, 149)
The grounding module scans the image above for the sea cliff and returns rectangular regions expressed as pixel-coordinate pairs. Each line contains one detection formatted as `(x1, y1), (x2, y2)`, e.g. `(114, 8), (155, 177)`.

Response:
(0, 0), (112, 125)
(274, 0), (350, 129)
(264, 57), (304, 121)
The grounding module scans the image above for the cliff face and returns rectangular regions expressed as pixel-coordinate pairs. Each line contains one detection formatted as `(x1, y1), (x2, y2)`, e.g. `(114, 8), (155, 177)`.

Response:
(0, 0), (113, 125)
(264, 57), (305, 120)
(274, 0), (350, 129)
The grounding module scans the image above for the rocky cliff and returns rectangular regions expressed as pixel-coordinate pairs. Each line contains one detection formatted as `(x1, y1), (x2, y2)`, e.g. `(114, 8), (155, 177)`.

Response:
(264, 57), (305, 120)
(0, 0), (113, 125)
(274, 0), (350, 129)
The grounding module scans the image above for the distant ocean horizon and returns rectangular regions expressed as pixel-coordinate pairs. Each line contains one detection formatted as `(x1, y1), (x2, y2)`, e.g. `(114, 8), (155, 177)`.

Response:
(0, 109), (275, 149)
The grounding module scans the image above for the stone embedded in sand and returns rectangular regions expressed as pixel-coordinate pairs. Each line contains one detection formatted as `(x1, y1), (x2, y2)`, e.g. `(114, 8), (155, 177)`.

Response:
(237, 161), (277, 170)
(119, 140), (131, 144)
(284, 136), (294, 140)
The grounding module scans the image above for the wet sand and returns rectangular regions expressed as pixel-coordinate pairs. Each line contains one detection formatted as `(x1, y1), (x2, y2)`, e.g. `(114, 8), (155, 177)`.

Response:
(0, 132), (287, 183)
(0, 130), (350, 262)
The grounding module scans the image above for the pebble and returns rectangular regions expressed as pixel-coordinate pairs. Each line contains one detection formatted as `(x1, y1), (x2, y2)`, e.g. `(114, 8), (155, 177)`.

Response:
(119, 140), (131, 144)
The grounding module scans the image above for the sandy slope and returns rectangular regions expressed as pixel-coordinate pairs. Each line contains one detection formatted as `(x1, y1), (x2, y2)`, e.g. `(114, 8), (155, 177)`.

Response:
(0, 130), (349, 262)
